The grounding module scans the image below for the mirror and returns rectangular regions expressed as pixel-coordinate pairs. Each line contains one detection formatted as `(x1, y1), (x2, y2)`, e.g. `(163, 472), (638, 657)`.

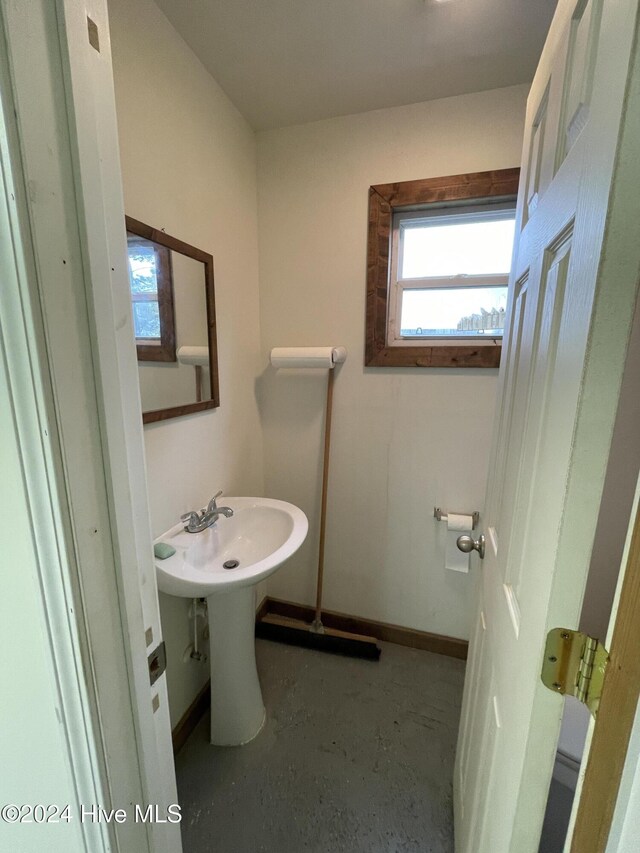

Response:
(125, 216), (219, 423)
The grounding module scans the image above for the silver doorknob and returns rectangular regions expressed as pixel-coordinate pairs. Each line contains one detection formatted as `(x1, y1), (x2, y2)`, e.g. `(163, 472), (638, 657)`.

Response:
(456, 534), (485, 560)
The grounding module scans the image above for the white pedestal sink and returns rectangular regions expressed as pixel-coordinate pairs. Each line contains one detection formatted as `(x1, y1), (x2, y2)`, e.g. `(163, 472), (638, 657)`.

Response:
(154, 497), (308, 745)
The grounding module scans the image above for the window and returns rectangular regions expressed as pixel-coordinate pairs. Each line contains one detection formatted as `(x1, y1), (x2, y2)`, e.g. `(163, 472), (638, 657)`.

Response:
(126, 227), (177, 362)
(365, 168), (520, 368)
(390, 205), (516, 341)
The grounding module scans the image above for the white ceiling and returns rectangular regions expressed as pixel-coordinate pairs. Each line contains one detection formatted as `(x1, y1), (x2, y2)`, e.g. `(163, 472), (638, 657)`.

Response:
(154, 0), (557, 131)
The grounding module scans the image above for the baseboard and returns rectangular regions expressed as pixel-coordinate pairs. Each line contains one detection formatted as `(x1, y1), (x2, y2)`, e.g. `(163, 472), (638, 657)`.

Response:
(172, 680), (210, 754)
(259, 597), (468, 661)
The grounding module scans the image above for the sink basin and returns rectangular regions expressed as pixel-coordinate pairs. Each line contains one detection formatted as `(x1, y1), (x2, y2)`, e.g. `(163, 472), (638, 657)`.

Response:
(155, 497), (308, 598)
(154, 496), (308, 747)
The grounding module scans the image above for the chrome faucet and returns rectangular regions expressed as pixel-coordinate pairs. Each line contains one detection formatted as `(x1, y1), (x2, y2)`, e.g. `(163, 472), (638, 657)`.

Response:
(181, 491), (234, 533)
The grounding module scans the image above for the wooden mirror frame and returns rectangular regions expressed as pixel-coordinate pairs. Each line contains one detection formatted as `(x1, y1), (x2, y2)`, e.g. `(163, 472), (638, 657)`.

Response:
(125, 216), (220, 424)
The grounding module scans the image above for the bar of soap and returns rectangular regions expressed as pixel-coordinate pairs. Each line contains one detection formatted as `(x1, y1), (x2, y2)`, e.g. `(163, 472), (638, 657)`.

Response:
(154, 542), (176, 560)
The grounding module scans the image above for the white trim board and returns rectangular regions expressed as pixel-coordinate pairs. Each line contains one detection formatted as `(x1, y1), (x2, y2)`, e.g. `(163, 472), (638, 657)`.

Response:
(0, 17), (111, 852)
(0, 1), (180, 850)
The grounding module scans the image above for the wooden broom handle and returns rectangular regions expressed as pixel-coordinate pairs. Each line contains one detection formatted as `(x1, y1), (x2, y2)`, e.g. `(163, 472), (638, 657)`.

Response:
(314, 367), (335, 623)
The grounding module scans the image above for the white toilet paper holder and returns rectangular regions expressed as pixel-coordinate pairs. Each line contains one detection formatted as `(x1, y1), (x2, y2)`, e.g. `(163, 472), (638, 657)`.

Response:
(433, 507), (479, 530)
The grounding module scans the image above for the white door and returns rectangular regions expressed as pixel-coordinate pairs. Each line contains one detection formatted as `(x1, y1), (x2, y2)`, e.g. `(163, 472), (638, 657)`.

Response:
(1, 2), (180, 851)
(454, 1), (640, 851)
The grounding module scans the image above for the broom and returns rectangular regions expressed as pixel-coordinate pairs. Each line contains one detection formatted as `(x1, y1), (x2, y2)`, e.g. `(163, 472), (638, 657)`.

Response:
(256, 348), (381, 661)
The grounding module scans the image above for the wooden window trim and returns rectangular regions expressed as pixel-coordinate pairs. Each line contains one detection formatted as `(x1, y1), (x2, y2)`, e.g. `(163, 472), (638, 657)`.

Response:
(130, 241), (177, 363)
(365, 168), (521, 368)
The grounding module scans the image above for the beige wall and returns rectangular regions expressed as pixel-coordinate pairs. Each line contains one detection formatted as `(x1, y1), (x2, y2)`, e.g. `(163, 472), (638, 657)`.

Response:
(109, 0), (529, 723)
(256, 86), (528, 639)
(109, 0), (265, 726)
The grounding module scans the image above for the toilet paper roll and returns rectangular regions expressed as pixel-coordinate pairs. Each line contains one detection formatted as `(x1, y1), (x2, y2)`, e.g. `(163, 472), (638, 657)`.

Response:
(446, 513), (473, 573)
(446, 512), (474, 532)
(270, 347), (347, 369)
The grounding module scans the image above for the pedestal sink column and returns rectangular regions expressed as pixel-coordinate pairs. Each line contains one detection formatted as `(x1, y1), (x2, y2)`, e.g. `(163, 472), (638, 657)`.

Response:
(206, 585), (265, 745)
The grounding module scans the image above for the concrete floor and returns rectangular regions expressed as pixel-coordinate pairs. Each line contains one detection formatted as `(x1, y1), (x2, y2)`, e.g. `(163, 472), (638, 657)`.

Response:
(175, 637), (466, 853)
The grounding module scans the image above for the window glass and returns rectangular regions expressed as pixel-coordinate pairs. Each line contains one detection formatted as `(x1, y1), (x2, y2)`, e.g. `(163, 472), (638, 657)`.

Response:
(128, 242), (161, 339)
(400, 286), (508, 337)
(400, 215), (516, 279)
(132, 301), (161, 339)
(128, 244), (158, 295)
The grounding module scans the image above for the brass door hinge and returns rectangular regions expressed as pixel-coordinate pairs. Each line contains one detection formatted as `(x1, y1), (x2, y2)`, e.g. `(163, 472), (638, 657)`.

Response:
(541, 628), (609, 717)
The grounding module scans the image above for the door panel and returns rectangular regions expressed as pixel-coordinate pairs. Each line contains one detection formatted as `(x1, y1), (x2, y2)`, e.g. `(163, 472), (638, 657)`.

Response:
(496, 262), (545, 594)
(486, 270), (530, 530)
(469, 668), (499, 846)
(457, 607), (493, 847)
(525, 87), (549, 220)
(458, 605), (487, 801)
(475, 691), (502, 853)
(506, 227), (573, 602)
(558, 0), (603, 165)
(453, 1), (640, 851)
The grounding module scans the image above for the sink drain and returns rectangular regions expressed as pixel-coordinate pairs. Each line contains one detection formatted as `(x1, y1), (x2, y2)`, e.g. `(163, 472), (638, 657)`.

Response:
(223, 559), (240, 570)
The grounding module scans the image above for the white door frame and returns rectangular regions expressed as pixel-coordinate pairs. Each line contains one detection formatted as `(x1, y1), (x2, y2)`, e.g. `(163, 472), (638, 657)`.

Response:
(1, 1), (179, 850)
(1, 22), (113, 853)
(5, 2), (640, 853)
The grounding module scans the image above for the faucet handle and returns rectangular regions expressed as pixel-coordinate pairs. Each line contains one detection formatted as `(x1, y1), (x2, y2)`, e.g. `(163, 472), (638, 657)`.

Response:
(207, 490), (223, 513)
(181, 511), (200, 531)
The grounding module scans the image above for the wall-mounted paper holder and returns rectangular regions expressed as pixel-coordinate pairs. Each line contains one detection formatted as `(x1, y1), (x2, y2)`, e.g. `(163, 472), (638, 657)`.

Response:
(433, 507), (479, 530)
